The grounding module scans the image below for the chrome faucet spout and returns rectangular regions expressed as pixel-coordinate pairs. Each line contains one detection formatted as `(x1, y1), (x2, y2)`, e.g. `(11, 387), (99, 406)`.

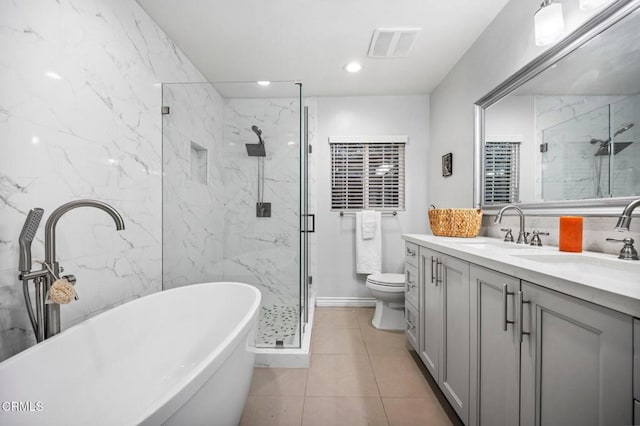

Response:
(494, 205), (528, 244)
(43, 199), (125, 338)
(616, 198), (640, 231)
(44, 199), (125, 263)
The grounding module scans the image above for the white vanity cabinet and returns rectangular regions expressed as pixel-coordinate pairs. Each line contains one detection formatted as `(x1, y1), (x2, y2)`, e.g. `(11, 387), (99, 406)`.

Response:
(469, 266), (633, 426)
(404, 242), (420, 351)
(469, 265), (520, 426)
(403, 235), (635, 426)
(519, 281), (632, 426)
(415, 246), (470, 425)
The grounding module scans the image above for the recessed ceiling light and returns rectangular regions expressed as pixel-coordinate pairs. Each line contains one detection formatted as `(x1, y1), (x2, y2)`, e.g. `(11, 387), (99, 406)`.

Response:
(344, 62), (362, 73)
(257, 81), (271, 86)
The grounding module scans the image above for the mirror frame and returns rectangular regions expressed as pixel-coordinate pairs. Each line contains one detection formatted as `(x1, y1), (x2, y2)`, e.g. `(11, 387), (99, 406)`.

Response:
(474, 0), (640, 216)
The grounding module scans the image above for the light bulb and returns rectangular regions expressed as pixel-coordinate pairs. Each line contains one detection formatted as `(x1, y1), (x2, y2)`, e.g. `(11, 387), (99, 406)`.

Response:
(579, 0), (609, 10)
(344, 62), (362, 73)
(534, 1), (565, 47)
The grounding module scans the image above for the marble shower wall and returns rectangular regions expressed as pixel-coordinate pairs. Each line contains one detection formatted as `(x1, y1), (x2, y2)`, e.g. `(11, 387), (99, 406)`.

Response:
(0, 0), (208, 361)
(536, 94), (640, 200)
(222, 97), (313, 309)
(162, 84), (225, 289)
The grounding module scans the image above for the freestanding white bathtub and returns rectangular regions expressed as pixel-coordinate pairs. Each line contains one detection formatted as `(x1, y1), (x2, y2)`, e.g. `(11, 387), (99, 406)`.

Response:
(0, 282), (261, 426)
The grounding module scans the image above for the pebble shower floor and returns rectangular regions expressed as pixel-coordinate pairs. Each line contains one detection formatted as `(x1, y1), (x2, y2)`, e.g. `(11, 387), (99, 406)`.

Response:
(256, 304), (299, 346)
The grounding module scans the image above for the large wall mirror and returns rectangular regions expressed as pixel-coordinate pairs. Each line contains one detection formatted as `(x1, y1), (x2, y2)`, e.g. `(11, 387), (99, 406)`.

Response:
(474, 0), (640, 215)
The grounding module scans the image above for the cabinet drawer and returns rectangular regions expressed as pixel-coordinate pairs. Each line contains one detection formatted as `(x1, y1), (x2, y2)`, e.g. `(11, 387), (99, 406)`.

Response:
(405, 242), (418, 267)
(405, 263), (419, 308)
(405, 302), (419, 351)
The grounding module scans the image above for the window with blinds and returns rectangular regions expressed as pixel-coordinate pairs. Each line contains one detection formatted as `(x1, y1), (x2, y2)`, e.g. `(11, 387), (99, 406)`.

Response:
(330, 142), (405, 211)
(484, 141), (521, 204)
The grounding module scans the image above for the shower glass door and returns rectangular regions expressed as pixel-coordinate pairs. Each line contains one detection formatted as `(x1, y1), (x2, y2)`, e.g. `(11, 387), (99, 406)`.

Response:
(161, 81), (307, 348)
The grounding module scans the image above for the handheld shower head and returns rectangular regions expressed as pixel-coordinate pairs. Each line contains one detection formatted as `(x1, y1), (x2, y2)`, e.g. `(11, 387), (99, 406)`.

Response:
(19, 208), (44, 272)
(251, 125), (264, 144)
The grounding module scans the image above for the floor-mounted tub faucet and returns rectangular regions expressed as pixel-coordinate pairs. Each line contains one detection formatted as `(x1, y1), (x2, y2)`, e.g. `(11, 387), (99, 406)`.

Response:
(19, 199), (125, 341)
(494, 205), (528, 244)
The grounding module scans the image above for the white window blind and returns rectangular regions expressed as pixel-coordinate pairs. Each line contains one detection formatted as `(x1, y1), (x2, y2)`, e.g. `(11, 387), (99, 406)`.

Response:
(484, 141), (521, 204)
(330, 142), (405, 211)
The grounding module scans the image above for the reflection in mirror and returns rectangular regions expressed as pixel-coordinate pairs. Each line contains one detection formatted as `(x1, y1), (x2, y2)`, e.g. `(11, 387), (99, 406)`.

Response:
(480, 1), (640, 208)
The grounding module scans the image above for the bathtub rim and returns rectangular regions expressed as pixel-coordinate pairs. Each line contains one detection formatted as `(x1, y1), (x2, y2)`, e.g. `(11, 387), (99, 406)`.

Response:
(0, 281), (261, 425)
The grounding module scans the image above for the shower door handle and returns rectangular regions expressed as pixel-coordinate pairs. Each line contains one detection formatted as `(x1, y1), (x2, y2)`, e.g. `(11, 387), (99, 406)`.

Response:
(303, 214), (315, 233)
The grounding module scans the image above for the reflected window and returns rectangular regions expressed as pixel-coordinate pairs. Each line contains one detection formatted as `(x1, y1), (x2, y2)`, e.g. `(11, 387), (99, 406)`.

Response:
(484, 141), (521, 204)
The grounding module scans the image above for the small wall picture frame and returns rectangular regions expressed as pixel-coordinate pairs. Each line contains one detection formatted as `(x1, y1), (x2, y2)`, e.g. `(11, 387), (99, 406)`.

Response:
(442, 153), (453, 177)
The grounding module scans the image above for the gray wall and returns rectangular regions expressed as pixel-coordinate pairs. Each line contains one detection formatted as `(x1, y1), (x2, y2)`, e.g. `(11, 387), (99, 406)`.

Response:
(429, 0), (603, 208)
(429, 0), (639, 253)
(316, 96), (430, 299)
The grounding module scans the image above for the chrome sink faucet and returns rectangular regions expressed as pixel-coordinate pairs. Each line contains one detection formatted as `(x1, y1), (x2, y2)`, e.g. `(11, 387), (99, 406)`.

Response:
(494, 205), (528, 244)
(615, 197), (640, 231)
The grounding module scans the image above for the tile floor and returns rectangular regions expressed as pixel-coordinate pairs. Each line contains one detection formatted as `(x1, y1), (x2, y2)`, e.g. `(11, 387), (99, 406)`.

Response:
(240, 307), (460, 426)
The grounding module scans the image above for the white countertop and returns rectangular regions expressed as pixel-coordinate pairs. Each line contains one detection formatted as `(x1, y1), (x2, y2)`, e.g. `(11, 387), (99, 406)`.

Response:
(401, 234), (640, 317)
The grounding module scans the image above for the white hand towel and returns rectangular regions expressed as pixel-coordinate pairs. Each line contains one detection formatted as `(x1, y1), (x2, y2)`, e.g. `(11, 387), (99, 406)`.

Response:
(355, 211), (382, 274)
(361, 210), (378, 240)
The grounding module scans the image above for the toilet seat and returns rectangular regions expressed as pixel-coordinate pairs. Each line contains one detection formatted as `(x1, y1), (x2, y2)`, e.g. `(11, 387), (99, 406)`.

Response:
(365, 273), (405, 293)
(366, 273), (405, 287)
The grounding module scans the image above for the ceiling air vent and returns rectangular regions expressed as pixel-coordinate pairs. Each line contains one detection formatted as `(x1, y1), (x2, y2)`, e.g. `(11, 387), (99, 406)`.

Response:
(368, 28), (422, 58)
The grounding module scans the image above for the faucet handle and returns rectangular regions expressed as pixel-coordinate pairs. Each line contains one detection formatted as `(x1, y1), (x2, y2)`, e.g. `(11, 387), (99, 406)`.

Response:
(529, 230), (549, 247)
(500, 228), (514, 242)
(606, 237), (639, 260)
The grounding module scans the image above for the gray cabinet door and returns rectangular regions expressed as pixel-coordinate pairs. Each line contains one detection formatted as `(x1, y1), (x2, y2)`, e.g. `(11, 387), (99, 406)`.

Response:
(520, 281), (633, 426)
(419, 247), (439, 379)
(469, 265), (520, 426)
(439, 254), (470, 425)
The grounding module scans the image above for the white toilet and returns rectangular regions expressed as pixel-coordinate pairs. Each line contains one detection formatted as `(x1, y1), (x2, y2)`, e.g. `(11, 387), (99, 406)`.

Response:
(365, 273), (406, 330)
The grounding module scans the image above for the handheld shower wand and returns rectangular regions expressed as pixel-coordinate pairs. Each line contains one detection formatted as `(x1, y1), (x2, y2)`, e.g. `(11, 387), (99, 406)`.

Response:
(251, 125), (264, 144)
(18, 208), (45, 341)
(19, 208), (44, 273)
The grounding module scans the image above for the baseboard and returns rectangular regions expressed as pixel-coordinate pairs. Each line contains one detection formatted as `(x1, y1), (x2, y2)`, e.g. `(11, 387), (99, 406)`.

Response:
(315, 297), (376, 307)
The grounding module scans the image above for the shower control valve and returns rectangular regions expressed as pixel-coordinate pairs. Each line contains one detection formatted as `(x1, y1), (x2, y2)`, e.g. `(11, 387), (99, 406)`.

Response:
(529, 230), (549, 246)
(500, 228), (514, 242)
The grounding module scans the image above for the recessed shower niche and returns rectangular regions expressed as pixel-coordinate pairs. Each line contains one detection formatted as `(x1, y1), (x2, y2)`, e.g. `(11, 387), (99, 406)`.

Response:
(190, 141), (208, 185)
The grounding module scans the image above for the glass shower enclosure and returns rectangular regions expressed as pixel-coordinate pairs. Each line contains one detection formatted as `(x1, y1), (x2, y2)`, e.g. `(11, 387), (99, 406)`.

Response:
(161, 81), (310, 348)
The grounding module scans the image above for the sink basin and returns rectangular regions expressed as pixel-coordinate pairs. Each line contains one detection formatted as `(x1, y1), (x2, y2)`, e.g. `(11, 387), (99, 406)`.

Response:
(511, 253), (640, 275)
(458, 240), (533, 250)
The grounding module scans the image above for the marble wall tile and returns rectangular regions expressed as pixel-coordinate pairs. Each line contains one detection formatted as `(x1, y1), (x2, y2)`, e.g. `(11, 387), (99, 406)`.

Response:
(536, 94), (639, 200)
(0, 0), (207, 360)
(162, 83), (225, 289)
(222, 97), (305, 308)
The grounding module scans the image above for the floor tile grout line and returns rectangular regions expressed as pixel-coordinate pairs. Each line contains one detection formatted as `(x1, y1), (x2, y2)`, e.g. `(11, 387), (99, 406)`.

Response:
(358, 308), (393, 426)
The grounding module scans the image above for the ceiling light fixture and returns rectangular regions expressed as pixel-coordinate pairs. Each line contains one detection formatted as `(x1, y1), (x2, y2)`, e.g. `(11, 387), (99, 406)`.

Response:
(344, 62), (362, 73)
(534, 0), (565, 47)
(257, 81), (271, 86)
(579, 0), (609, 9)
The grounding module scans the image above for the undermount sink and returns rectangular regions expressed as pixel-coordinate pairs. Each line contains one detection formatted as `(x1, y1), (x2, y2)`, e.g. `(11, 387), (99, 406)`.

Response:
(511, 253), (640, 275)
(458, 240), (533, 250)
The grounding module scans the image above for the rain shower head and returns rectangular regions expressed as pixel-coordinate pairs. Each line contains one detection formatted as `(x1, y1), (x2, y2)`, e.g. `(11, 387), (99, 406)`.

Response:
(246, 143), (266, 157)
(246, 125), (266, 157)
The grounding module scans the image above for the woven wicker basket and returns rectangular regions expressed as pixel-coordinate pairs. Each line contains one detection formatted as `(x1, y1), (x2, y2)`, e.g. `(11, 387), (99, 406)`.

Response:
(428, 207), (483, 238)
